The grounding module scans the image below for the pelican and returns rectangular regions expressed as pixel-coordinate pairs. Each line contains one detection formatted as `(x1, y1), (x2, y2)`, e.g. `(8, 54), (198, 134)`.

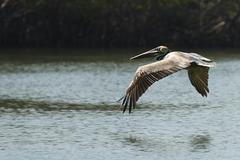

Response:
(120, 46), (215, 113)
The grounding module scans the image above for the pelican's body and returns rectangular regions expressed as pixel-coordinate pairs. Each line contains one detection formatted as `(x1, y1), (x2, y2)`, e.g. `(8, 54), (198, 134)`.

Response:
(120, 46), (215, 113)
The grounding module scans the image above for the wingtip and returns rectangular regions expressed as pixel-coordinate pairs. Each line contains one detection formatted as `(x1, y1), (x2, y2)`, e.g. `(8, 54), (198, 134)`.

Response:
(121, 104), (133, 114)
(117, 96), (124, 102)
(201, 92), (208, 97)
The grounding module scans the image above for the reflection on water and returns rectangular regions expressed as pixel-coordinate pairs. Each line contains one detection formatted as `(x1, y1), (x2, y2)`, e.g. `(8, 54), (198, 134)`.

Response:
(0, 49), (240, 160)
(190, 134), (211, 151)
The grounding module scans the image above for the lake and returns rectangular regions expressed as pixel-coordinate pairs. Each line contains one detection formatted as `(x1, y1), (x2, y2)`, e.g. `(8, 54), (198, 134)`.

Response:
(0, 49), (240, 160)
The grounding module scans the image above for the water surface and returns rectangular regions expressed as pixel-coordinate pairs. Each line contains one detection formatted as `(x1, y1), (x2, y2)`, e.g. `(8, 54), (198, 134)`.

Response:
(0, 49), (240, 160)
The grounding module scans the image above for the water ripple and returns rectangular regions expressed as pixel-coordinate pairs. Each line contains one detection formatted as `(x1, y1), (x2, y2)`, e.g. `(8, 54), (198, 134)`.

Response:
(0, 98), (120, 112)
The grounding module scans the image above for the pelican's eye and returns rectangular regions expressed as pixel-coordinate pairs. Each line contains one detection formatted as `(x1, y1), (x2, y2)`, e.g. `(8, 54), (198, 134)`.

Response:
(160, 47), (168, 53)
(160, 47), (165, 52)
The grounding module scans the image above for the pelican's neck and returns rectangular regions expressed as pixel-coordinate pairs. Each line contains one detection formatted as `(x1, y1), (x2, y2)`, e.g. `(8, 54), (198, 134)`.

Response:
(155, 53), (168, 61)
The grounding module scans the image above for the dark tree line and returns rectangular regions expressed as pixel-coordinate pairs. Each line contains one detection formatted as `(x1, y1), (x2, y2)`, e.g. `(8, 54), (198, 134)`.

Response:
(0, 0), (240, 48)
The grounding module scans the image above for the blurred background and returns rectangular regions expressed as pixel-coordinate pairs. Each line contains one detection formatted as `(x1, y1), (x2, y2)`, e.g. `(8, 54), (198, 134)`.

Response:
(1, 1), (240, 160)
(1, 0), (240, 48)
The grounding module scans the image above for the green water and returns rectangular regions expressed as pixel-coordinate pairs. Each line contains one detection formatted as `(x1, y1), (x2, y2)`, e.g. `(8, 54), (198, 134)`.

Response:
(0, 49), (240, 160)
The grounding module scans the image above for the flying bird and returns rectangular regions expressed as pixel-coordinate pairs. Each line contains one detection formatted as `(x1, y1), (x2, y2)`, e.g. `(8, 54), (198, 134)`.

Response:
(120, 46), (215, 113)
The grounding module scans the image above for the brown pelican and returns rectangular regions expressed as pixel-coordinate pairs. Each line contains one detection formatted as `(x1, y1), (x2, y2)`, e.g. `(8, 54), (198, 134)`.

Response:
(120, 46), (215, 113)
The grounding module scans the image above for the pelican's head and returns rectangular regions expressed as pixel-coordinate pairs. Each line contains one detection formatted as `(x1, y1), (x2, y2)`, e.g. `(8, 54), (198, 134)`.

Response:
(130, 46), (170, 60)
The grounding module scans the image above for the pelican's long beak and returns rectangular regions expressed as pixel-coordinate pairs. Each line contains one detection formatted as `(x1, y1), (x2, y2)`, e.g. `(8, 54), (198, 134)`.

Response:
(130, 48), (158, 60)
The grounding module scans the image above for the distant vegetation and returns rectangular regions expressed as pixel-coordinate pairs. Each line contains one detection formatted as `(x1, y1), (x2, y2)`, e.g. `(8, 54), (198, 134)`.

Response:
(0, 0), (240, 48)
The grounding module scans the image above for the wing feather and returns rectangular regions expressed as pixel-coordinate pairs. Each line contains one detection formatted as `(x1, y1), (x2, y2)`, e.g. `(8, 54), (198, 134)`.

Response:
(121, 52), (191, 113)
(188, 66), (209, 97)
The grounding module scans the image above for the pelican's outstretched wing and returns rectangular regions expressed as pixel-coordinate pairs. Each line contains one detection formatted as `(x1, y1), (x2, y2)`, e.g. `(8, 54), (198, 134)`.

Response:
(121, 52), (191, 113)
(188, 66), (209, 97)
